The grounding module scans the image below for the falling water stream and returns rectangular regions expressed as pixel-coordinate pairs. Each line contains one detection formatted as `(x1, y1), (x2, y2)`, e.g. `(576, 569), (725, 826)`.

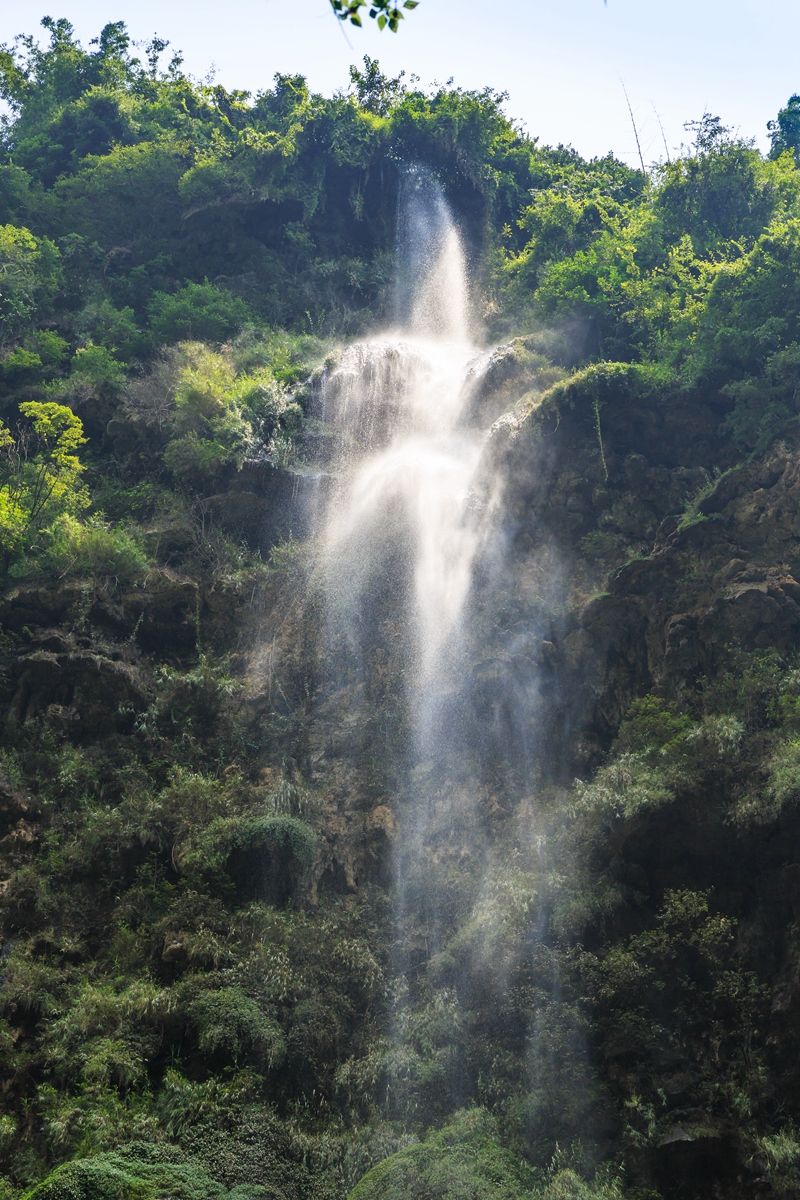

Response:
(299, 164), (578, 1135)
(317, 168), (492, 758)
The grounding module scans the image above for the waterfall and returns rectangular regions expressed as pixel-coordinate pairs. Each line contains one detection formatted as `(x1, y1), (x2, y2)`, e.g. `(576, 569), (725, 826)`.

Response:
(317, 166), (492, 758)
(300, 164), (573, 1138)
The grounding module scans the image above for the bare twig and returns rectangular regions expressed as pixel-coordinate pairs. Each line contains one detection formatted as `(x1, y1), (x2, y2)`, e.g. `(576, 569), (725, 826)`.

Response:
(619, 77), (646, 175)
(652, 102), (671, 164)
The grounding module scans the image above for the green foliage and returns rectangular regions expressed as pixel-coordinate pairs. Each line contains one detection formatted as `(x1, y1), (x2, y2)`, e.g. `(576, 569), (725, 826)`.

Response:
(723, 342), (800, 452)
(654, 115), (786, 256)
(582, 889), (769, 1138)
(188, 989), (286, 1066)
(147, 286), (251, 348)
(0, 401), (89, 568)
(349, 1111), (625, 1200)
(0, 17), (644, 338)
(769, 94), (800, 161)
(349, 1109), (537, 1200)
(540, 362), (673, 425)
(22, 1143), (265, 1200)
(75, 301), (141, 362)
(11, 513), (149, 583)
(0, 226), (61, 348)
(615, 695), (692, 753)
(677, 467), (727, 528)
(573, 753), (673, 822)
(701, 646), (784, 729)
(348, 58), (407, 117)
(0, 735), (385, 1175)
(138, 660), (240, 750)
(175, 812), (316, 894)
(2, 22), (800, 1199)
(120, 341), (306, 491)
(162, 345), (252, 486)
(755, 1126), (800, 1197)
(331, 0), (419, 34)
(765, 739), (800, 815)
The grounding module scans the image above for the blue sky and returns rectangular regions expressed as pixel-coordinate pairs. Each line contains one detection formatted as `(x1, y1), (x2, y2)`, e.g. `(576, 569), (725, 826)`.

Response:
(0, 0), (796, 166)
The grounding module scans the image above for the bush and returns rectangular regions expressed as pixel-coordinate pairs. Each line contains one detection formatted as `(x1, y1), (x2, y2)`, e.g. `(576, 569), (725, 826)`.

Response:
(22, 1143), (266, 1200)
(176, 814), (316, 904)
(161, 345), (253, 487)
(237, 816), (317, 867)
(75, 300), (142, 363)
(723, 342), (800, 452)
(13, 514), (149, 583)
(188, 988), (286, 1067)
(766, 739), (800, 816)
(348, 1109), (536, 1200)
(572, 753), (672, 821)
(0, 401), (90, 569)
(147, 285), (251, 347)
(0, 225), (61, 347)
(756, 1126), (800, 1197)
(615, 695), (692, 754)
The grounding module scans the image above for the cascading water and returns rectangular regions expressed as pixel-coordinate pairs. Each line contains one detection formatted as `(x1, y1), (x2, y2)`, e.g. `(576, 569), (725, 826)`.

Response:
(307, 168), (570, 1130)
(306, 168), (513, 1066)
(317, 167), (494, 758)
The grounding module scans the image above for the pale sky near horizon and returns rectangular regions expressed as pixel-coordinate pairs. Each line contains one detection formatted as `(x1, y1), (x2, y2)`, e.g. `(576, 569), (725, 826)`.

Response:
(0, 1), (796, 168)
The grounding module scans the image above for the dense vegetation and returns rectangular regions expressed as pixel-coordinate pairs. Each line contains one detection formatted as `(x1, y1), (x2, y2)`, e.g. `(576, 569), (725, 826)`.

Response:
(3, 15), (800, 1200)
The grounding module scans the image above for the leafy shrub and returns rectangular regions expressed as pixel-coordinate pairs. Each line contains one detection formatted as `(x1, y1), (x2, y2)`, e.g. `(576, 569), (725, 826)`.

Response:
(0, 225), (61, 347)
(734, 729), (800, 825)
(139, 661), (240, 752)
(724, 343), (800, 452)
(161, 345), (253, 487)
(702, 647), (784, 729)
(0, 346), (46, 388)
(75, 300), (142, 363)
(615, 695), (692, 754)
(540, 361), (672, 422)
(349, 1110), (624, 1200)
(176, 814), (316, 903)
(0, 401), (89, 569)
(13, 514), (149, 583)
(348, 1108), (536, 1200)
(766, 739), (800, 816)
(586, 889), (769, 1134)
(531, 1166), (624, 1200)
(147, 285), (251, 347)
(572, 753), (672, 821)
(653, 120), (782, 256)
(237, 816), (316, 867)
(0, 331), (69, 389)
(755, 1126), (800, 1197)
(120, 341), (305, 488)
(188, 988), (286, 1067)
(22, 1143), (266, 1200)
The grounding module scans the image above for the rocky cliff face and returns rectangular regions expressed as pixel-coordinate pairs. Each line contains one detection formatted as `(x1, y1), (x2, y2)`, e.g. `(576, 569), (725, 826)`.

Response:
(483, 360), (800, 1197)
(3, 348), (800, 1199)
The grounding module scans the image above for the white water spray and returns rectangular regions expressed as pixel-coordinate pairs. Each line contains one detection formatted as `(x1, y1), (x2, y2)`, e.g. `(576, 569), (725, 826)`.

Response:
(318, 168), (492, 748)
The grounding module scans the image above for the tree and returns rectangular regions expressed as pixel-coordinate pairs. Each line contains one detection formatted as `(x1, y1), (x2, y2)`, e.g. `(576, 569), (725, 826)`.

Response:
(0, 225), (61, 348)
(348, 57), (407, 116)
(654, 115), (780, 257)
(769, 94), (800, 162)
(0, 400), (89, 567)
